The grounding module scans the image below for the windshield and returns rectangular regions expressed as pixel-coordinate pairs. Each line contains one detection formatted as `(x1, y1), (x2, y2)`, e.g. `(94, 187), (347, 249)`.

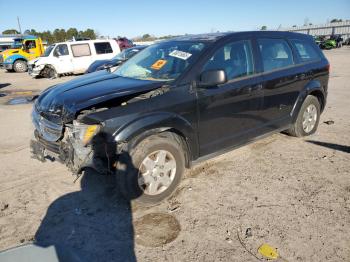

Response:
(11, 39), (23, 49)
(41, 45), (55, 57)
(114, 41), (207, 81)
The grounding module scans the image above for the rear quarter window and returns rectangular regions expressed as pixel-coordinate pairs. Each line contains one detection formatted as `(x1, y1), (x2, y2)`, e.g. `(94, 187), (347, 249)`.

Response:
(94, 42), (113, 54)
(71, 43), (91, 57)
(290, 39), (321, 63)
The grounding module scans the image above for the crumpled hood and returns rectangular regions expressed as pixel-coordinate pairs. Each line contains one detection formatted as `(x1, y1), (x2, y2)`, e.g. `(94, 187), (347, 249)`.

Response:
(36, 70), (165, 123)
(29, 56), (53, 66)
(28, 58), (39, 65)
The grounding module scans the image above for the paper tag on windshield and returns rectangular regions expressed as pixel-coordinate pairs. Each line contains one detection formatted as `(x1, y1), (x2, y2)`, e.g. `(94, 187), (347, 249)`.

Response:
(169, 50), (192, 60)
(151, 59), (167, 70)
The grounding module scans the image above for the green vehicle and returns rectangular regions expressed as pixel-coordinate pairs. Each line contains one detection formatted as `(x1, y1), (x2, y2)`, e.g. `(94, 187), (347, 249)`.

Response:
(314, 36), (336, 50)
(320, 38), (336, 50)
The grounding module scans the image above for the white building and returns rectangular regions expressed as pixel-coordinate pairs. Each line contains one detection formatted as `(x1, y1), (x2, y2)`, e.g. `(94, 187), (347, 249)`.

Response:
(0, 34), (18, 51)
(280, 21), (350, 39)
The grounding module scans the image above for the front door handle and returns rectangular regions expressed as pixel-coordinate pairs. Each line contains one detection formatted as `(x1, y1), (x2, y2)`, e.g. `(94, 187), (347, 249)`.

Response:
(255, 84), (263, 90)
(297, 73), (307, 80)
(247, 84), (263, 96)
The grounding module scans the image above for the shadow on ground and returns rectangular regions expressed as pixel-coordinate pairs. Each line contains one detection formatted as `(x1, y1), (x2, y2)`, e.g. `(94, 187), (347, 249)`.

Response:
(0, 83), (11, 89)
(34, 169), (136, 262)
(306, 140), (350, 153)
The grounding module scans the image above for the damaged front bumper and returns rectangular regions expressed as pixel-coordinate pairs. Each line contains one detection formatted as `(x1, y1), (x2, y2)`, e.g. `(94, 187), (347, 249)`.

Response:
(30, 130), (91, 174)
(28, 65), (43, 77)
(30, 130), (114, 175)
(31, 105), (115, 174)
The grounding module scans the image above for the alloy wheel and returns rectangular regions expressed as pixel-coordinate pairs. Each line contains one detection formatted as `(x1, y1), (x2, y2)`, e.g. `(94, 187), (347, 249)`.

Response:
(138, 150), (177, 196)
(302, 104), (317, 133)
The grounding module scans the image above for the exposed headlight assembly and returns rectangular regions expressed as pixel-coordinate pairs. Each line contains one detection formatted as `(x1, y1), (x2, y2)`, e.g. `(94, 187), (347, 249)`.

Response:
(35, 64), (45, 70)
(72, 121), (101, 146)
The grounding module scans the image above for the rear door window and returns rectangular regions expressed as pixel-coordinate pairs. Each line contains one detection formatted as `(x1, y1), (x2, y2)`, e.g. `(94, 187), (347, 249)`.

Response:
(290, 39), (321, 62)
(258, 38), (294, 72)
(71, 43), (91, 57)
(94, 42), (113, 54)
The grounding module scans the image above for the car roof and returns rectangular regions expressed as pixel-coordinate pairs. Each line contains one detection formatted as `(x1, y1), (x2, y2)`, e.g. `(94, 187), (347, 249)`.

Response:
(127, 45), (147, 50)
(13, 35), (38, 41)
(169, 31), (312, 43)
(52, 39), (116, 46)
(171, 32), (230, 42)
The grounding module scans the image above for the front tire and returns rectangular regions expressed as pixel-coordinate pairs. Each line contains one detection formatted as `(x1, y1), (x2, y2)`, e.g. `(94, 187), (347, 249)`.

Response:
(13, 60), (27, 73)
(117, 132), (185, 206)
(286, 95), (321, 137)
(42, 65), (58, 79)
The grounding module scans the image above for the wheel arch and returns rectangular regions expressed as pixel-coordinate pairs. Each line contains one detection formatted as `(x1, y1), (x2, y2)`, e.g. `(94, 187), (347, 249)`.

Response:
(42, 64), (58, 77)
(114, 113), (198, 167)
(291, 80), (326, 123)
(7, 54), (28, 63)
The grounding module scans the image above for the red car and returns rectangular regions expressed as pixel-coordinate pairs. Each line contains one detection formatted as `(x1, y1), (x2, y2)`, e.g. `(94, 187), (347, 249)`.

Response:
(115, 37), (134, 50)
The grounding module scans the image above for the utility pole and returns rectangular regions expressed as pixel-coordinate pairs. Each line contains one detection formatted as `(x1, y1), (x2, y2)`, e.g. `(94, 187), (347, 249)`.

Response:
(17, 16), (22, 35)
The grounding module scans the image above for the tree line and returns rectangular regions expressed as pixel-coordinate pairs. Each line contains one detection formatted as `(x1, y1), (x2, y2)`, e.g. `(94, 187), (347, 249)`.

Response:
(2, 28), (97, 44)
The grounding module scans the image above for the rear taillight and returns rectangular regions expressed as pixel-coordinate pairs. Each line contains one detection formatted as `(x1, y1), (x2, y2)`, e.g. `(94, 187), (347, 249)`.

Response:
(326, 64), (330, 72)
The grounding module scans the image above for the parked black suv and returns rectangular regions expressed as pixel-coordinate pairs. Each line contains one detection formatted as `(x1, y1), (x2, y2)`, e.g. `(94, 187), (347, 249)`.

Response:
(31, 31), (329, 205)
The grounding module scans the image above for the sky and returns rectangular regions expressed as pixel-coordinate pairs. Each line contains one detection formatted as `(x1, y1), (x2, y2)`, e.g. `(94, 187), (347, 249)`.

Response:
(0, 0), (349, 38)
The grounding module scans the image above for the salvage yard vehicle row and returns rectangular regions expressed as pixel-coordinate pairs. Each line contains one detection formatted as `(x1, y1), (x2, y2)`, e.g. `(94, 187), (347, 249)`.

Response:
(28, 39), (120, 78)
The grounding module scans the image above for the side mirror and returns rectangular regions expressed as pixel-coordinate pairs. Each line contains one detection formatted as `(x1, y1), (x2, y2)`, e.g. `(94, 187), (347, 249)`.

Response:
(53, 52), (59, 58)
(198, 69), (227, 88)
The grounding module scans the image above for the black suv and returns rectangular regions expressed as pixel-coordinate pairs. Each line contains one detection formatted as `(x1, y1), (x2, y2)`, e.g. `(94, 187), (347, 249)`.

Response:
(31, 31), (329, 205)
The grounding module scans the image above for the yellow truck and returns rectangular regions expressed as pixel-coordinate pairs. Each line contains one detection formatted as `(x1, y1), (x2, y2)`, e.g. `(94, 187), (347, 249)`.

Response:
(0, 35), (44, 72)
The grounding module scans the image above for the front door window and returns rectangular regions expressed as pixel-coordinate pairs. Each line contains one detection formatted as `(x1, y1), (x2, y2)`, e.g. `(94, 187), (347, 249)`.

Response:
(203, 40), (254, 81)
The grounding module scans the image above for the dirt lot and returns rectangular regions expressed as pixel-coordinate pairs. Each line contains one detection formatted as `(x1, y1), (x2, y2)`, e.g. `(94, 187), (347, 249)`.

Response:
(0, 48), (349, 262)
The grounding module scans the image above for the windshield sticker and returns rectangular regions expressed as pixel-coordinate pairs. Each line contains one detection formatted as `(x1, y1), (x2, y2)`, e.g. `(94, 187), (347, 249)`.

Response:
(151, 59), (167, 70)
(169, 50), (192, 60)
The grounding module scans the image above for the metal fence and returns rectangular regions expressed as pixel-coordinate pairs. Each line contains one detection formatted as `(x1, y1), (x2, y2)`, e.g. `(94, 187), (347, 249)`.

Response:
(280, 21), (350, 39)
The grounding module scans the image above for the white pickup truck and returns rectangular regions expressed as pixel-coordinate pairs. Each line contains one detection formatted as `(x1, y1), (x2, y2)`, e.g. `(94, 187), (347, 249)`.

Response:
(28, 39), (120, 78)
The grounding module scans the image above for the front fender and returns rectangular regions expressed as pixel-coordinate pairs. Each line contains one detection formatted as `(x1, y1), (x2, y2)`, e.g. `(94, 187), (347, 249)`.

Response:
(114, 112), (198, 160)
(291, 80), (326, 122)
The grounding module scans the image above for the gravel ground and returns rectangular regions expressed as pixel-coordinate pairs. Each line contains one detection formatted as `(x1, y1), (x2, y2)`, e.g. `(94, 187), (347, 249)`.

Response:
(0, 48), (349, 262)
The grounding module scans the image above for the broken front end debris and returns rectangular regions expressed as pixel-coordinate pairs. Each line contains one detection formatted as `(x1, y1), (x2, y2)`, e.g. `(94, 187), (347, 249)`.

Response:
(30, 105), (115, 175)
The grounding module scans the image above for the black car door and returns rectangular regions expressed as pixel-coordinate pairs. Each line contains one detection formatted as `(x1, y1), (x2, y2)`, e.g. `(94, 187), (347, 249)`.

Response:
(196, 39), (265, 156)
(256, 38), (304, 132)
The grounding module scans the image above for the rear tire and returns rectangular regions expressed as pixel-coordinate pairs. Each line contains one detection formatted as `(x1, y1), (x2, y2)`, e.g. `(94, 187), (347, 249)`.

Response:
(116, 132), (185, 206)
(13, 60), (27, 73)
(286, 95), (321, 137)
